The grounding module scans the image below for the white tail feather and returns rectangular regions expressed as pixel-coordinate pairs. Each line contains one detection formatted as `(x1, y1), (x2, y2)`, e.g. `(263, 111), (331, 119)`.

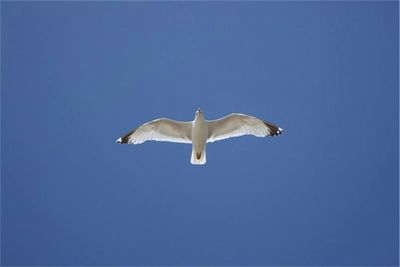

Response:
(191, 148), (206, 165)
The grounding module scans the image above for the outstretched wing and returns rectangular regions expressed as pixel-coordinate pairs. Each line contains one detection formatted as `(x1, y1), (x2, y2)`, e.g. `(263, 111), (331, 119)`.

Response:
(116, 118), (192, 144)
(207, 113), (283, 143)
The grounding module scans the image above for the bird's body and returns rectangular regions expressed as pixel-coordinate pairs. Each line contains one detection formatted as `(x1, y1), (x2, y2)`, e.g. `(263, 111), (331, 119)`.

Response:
(116, 109), (283, 165)
(191, 111), (207, 164)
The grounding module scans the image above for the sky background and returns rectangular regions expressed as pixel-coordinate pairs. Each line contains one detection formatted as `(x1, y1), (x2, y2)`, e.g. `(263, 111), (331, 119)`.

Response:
(1, 1), (398, 266)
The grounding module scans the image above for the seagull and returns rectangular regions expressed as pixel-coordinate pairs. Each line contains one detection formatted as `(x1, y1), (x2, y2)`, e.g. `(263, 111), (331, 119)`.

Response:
(116, 109), (283, 165)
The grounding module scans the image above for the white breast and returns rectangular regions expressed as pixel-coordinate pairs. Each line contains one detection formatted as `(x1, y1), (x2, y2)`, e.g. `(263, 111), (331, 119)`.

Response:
(192, 115), (207, 150)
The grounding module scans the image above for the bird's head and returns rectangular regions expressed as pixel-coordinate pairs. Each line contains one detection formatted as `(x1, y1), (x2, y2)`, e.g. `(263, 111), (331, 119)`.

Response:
(195, 108), (204, 119)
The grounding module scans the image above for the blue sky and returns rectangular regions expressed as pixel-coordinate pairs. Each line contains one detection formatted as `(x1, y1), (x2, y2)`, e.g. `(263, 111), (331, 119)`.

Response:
(1, 1), (398, 266)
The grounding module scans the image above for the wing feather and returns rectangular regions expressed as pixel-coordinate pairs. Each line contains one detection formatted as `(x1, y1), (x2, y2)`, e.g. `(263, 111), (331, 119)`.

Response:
(116, 118), (192, 144)
(207, 113), (283, 143)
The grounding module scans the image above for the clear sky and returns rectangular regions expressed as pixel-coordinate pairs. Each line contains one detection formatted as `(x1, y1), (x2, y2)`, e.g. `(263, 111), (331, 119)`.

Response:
(1, 1), (398, 266)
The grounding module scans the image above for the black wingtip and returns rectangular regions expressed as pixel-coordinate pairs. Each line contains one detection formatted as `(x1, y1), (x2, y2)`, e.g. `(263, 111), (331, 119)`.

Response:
(116, 128), (137, 144)
(263, 121), (284, 137)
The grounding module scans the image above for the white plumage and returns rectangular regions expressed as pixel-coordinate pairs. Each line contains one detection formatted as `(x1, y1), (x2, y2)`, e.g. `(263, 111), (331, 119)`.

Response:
(116, 109), (283, 165)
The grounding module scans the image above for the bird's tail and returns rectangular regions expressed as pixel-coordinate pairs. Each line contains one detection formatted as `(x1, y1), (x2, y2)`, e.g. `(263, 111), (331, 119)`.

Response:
(191, 148), (206, 165)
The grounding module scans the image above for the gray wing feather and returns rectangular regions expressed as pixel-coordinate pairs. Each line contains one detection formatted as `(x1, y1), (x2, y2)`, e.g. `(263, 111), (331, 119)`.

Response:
(207, 113), (283, 143)
(116, 118), (192, 144)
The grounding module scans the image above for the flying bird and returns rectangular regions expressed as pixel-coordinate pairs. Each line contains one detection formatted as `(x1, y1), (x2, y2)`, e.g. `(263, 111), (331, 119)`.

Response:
(116, 109), (283, 165)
